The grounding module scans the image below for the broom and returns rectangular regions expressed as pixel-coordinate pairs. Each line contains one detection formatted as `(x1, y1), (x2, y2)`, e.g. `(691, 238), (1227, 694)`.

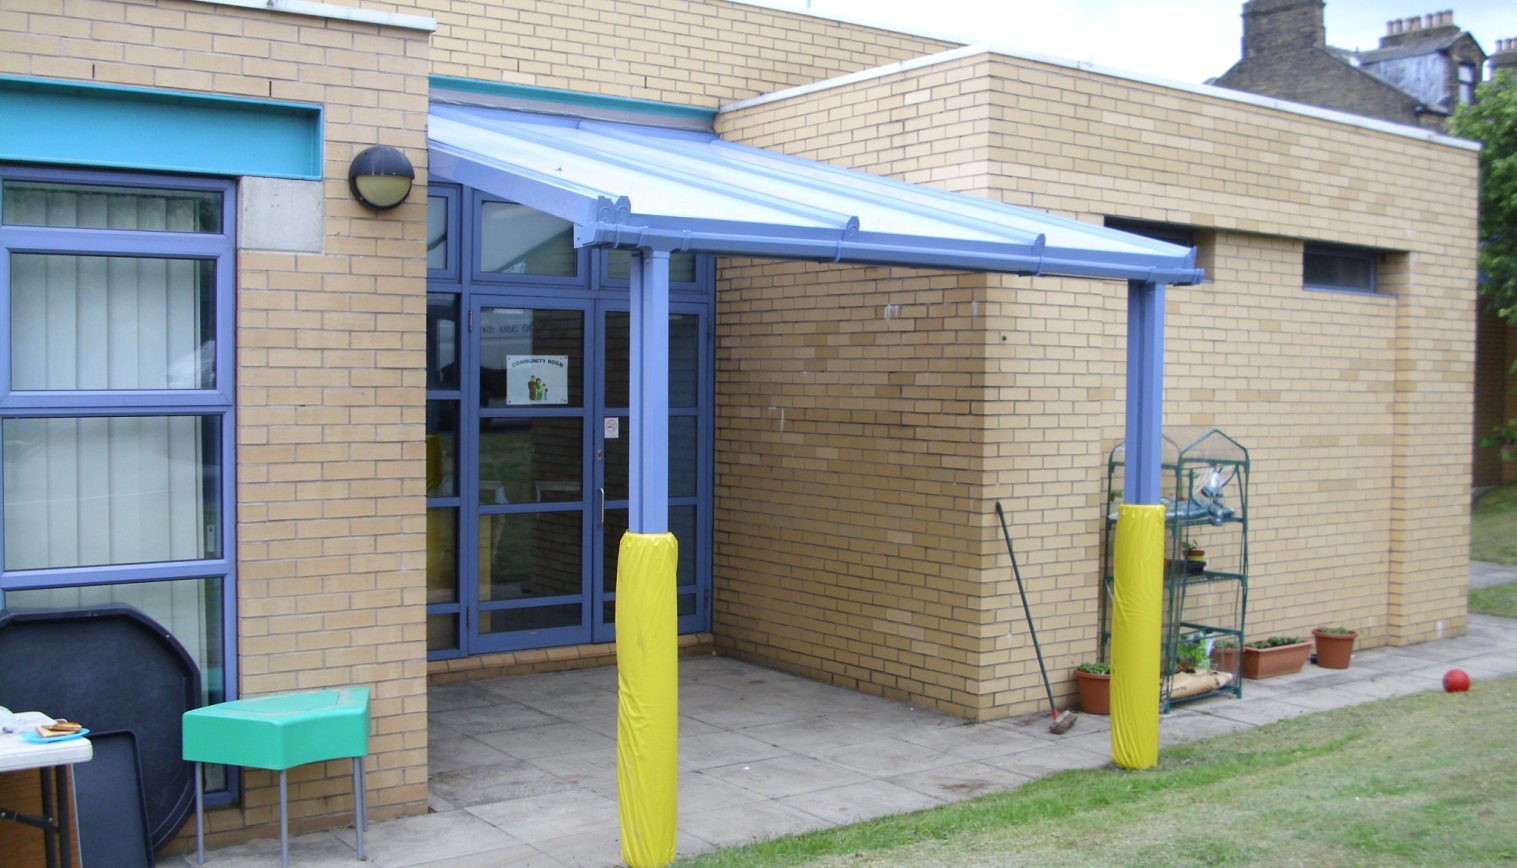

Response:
(995, 501), (1077, 734)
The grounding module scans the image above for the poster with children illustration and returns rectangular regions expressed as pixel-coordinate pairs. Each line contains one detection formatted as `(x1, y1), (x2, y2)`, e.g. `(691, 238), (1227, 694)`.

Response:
(506, 355), (568, 405)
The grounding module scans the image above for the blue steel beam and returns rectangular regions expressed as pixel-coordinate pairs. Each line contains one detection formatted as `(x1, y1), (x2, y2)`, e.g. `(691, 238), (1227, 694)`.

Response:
(1125, 280), (1166, 504)
(629, 250), (671, 534)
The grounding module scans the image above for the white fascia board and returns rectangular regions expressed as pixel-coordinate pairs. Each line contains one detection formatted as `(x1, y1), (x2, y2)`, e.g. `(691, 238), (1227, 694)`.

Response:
(186, 0), (436, 31)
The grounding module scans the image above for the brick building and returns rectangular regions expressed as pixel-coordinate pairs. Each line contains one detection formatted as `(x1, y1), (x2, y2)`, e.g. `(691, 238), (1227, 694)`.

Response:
(1214, 1), (1516, 487)
(0, 0), (1479, 855)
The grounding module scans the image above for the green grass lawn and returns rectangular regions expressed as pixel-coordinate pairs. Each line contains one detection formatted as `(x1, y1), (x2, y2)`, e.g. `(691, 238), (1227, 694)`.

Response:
(683, 675), (1517, 867)
(1472, 482), (1517, 565)
(1471, 581), (1517, 618)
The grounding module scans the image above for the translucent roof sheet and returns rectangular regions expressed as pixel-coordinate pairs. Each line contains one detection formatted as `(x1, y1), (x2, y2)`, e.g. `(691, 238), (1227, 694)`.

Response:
(428, 104), (1203, 284)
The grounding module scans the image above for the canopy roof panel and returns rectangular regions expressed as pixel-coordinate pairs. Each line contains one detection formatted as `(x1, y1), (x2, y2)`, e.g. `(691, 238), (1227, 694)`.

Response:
(429, 103), (1203, 284)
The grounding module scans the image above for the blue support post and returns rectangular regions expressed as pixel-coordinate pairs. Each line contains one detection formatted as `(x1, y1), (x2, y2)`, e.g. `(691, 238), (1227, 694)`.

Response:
(1124, 280), (1166, 504)
(629, 249), (670, 532)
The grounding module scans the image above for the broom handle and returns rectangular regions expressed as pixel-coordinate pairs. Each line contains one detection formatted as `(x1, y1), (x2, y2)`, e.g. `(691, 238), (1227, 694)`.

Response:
(996, 501), (1060, 714)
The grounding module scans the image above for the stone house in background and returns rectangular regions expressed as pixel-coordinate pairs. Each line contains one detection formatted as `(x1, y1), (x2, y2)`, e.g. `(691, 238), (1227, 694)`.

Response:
(1214, 0), (1517, 487)
(0, 0), (1480, 856)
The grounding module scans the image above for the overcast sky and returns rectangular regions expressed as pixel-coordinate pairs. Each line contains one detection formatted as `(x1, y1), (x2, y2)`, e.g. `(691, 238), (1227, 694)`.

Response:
(750, 0), (1517, 85)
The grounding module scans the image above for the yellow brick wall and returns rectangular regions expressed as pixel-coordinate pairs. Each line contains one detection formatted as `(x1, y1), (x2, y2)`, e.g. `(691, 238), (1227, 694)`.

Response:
(1, 0), (432, 846)
(717, 49), (1477, 718)
(404, 0), (953, 105)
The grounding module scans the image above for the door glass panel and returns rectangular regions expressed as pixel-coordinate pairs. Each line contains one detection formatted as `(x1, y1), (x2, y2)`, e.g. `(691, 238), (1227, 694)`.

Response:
(427, 508), (457, 604)
(11, 254), (215, 391)
(601, 415), (695, 501)
(478, 418), (582, 505)
(606, 250), (696, 283)
(602, 312), (699, 409)
(426, 402), (458, 498)
(483, 605), (581, 634)
(479, 511), (583, 601)
(602, 504), (695, 595)
(479, 308), (584, 409)
(427, 294), (459, 390)
(479, 203), (578, 277)
(602, 509), (627, 594)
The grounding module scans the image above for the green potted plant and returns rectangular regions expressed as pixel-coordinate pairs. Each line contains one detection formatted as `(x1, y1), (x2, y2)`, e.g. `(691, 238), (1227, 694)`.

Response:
(1242, 635), (1311, 679)
(1074, 662), (1111, 715)
(1183, 540), (1206, 574)
(1313, 626), (1358, 669)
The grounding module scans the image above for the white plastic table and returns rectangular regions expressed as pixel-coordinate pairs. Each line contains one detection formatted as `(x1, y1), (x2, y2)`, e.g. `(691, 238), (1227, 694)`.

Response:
(0, 710), (92, 868)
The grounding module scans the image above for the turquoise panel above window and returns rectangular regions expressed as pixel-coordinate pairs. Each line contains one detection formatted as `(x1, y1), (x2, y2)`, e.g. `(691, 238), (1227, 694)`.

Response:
(0, 76), (322, 179)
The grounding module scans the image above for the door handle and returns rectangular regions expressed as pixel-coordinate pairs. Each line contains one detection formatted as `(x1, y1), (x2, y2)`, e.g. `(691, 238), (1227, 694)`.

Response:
(599, 487), (605, 526)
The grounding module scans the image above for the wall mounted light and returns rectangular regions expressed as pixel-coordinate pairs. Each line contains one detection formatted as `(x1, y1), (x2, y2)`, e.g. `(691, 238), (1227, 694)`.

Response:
(348, 146), (414, 210)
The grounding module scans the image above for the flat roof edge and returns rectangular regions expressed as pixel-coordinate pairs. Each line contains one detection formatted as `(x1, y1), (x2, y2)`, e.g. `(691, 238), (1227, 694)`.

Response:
(719, 40), (1479, 152)
(185, 0), (436, 31)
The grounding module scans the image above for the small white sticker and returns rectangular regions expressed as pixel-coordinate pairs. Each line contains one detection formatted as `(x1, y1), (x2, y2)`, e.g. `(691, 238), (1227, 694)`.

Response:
(604, 417), (620, 439)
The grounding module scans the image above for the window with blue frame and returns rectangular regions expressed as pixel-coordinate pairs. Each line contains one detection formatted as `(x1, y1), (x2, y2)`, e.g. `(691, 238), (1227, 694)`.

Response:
(0, 168), (237, 792)
(1303, 243), (1378, 294)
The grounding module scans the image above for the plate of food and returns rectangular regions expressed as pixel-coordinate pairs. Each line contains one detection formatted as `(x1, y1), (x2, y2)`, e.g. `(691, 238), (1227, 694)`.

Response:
(22, 721), (90, 744)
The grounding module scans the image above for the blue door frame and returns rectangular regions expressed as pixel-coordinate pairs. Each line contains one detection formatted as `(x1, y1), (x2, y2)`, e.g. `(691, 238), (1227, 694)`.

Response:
(458, 295), (712, 655)
(425, 183), (714, 660)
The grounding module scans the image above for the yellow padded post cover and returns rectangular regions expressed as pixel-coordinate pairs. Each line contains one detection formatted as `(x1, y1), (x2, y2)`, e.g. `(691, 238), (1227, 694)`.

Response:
(616, 531), (678, 868)
(1111, 504), (1164, 770)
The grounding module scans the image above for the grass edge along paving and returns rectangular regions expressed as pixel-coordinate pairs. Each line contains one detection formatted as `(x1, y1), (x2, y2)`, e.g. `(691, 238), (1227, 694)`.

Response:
(683, 675), (1517, 867)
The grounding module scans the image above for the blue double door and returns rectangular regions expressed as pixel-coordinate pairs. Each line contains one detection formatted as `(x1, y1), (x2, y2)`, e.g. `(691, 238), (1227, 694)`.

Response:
(459, 294), (710, 654)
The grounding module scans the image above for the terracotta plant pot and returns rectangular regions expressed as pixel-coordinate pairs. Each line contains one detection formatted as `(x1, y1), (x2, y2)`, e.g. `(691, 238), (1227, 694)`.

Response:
(1074, 668), (1111, 715)
(1242, 640), (1311, 679)
(1313, 629), (1357, 669)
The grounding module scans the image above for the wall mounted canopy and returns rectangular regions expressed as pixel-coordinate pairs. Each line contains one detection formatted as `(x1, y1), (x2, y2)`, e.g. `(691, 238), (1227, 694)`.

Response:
(348, 145), (414, 210)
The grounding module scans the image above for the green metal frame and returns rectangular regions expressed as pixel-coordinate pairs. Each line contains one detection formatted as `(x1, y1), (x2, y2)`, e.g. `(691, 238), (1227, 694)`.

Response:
(1101, 428), (1250, 711)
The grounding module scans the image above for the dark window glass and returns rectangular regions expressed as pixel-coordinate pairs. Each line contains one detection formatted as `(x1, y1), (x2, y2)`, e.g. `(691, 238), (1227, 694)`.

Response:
(427, 508), (458, 604)
(479, 308), (584, 409)
(483, 604), (582, 634)
(603, 312), (699, 409)
(479, 511), (583, 602)
(427, 613), (458, 652)
(1104, 217), (1194, 248)
(427, 294), (459, 391)
(478, 417), (583, 505)
(1304, 244), (1377, 292)
(426, 401), (458, 498)
(427, 195), (449, 271)
(607, 251), (697, 283)
(602, 503), (695, 594)
(601, 415), (696, 501)
(479, 203), (578, 277)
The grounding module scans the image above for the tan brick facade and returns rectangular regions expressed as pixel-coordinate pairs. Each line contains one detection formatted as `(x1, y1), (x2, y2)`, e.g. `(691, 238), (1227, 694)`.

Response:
(0, 0), (1481, 850)
(3, 0), (434, 846)
(716, 48), (1477, 719)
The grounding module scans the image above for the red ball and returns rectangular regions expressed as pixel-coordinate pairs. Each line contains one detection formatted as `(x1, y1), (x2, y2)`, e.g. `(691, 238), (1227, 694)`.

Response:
(1443, 669), (1471, 692)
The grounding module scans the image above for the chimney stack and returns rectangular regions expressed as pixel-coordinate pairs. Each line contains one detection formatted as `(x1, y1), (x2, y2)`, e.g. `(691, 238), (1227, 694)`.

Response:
(1493, 37), (1517, 74)
(1240, 0), (1327, 59)
(1380, 10), (1459, 48)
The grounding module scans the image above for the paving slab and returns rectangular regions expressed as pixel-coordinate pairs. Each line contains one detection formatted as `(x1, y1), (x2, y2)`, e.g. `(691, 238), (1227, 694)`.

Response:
(200, 573), (1517, 867)
(779, 779), (943, 826)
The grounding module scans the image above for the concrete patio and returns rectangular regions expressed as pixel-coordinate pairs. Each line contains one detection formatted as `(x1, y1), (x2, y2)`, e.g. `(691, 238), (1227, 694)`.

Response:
(186, 600), (1517, 867)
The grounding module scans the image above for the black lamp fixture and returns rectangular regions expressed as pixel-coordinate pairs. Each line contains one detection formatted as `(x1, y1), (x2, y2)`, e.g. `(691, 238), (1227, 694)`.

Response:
(348, 145), (414, 210)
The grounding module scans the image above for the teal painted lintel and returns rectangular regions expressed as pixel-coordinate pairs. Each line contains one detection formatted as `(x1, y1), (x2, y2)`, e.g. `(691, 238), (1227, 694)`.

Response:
(428, 76), (716, 125)
(0, 76), (323, 180)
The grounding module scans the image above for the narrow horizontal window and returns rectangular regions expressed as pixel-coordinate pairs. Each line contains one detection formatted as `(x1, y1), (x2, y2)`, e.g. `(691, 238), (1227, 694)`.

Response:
(1304, 244), (1377, 293)
(2, 181), (222, 233)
